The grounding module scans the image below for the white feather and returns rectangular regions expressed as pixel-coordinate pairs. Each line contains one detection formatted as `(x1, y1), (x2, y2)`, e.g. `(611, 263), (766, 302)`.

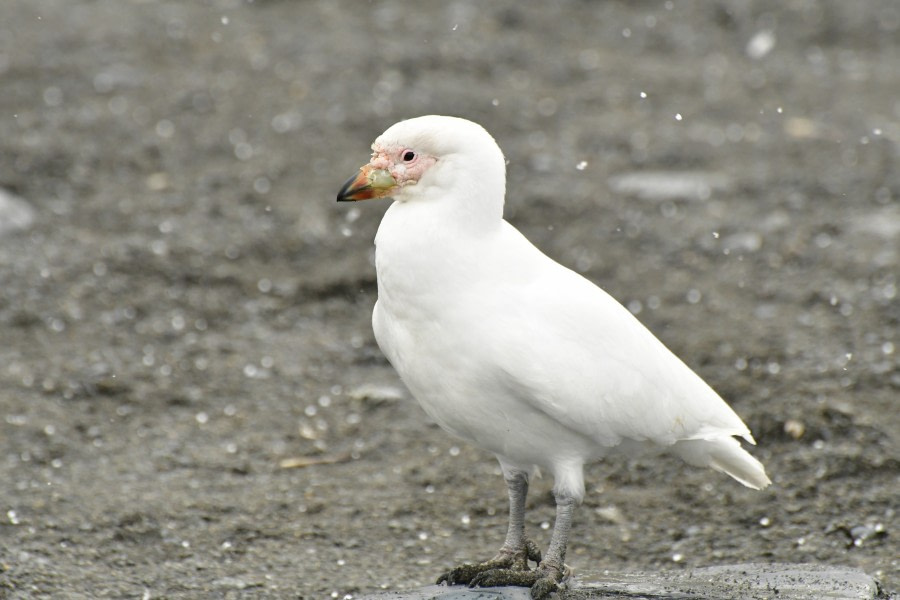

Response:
(369, 115), (770, 502)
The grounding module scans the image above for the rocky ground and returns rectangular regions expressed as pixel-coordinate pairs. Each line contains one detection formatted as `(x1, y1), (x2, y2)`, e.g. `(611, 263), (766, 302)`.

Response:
(0, 1), (897, 598)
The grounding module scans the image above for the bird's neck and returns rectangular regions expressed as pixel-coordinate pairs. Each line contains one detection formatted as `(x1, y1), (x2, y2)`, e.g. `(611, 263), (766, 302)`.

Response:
(373, 199), (502, 312)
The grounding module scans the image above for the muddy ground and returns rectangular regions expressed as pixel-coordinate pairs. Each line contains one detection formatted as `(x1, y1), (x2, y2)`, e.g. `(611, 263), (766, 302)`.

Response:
(0, 1), (897, 598)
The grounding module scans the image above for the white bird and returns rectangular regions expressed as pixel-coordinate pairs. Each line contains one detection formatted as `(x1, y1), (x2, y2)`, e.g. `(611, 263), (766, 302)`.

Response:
(337, 115), (770, 599)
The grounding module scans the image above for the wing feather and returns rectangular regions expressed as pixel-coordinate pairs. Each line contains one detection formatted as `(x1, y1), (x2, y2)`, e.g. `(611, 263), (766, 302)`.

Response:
(478, 223), (752, 449)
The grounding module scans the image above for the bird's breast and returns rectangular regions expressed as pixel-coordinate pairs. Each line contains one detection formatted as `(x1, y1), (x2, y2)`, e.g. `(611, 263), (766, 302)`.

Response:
(374, 207), (490, 316)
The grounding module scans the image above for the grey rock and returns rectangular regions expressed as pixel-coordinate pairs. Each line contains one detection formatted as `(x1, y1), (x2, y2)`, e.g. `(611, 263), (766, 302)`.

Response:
(361, 585), (531, 599)
(211, 576), (262, 590)
(607, 171), (732, 202)
(0, 188), (35, 235)
(360, 563), (882, 600)
(348, 383), (407, 403)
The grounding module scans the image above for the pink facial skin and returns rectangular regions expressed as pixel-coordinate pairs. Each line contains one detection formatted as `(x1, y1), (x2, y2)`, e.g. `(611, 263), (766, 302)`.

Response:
(370, 142), (437, 189)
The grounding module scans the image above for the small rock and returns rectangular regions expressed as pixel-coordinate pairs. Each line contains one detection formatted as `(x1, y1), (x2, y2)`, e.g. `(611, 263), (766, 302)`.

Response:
(746, 30), (776, 60)
(848, 523), (886, 547)
(830, 522), (888, 549)
(847, 207), (900, 240)
(348, 383), (406, 403)
(212, 576), (262, 590)
(145, 172), (170, 191)
(595, 506), (626, 525)
(721, 231), (762, 253)
(0, 188), (36, 235)
(608, 171), (732, 202)
(784, 419), (806, 439)
(784, 117), (821, 139)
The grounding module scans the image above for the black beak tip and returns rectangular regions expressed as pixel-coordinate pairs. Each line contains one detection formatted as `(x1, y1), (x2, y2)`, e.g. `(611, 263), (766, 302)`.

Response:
(337, 173), (366, 203)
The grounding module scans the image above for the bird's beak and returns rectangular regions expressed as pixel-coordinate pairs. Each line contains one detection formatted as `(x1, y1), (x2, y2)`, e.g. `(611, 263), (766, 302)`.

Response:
(336, 165), (397, 202)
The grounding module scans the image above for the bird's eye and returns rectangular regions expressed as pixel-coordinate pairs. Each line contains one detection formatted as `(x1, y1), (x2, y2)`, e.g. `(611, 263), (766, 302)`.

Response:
(402, 150), (416, 162)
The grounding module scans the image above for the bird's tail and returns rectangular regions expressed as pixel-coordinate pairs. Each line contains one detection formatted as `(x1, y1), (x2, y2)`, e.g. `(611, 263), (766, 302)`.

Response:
(673, 437), (771, 490)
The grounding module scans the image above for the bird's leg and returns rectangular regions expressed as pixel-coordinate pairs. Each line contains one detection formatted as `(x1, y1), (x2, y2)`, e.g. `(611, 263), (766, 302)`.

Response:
(436, 470), (541, 586)
(468, 491), (576, 600)
(498, 467), (538, 563)
(530, 493), (575, 598)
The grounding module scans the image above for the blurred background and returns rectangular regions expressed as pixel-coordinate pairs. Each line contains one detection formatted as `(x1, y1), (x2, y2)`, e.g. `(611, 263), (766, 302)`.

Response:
(0, 1), (897, 598)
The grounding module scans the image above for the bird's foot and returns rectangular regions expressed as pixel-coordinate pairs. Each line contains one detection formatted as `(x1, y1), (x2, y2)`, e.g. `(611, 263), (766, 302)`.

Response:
(436, 538), (541, 586)
(469, 561), (570, 600)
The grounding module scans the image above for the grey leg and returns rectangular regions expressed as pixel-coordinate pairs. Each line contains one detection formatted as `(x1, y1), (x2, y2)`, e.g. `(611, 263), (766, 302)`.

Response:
(500, 470), (528, 553)
(530, 492), (575, 598)
(469, 489), (576, 600)
(542, 492), (575, 572)
(436, 469), (541, 586)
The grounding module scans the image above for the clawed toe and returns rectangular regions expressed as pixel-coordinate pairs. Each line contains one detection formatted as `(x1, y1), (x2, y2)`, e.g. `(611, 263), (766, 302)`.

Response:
(436, 562), (487, 586)
(469, 567), (538, 589)
(530, 572), (562, 600)
(436, 557), (512, 586)
(436, 539), (543, 587)
(524, 538), (542, 564)
(468, 563), (566, 600)
(436, 563), (474, 586)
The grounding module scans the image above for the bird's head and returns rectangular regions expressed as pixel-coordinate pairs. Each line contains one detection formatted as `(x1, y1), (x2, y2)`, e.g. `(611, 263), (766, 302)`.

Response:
(337, 115), (506, 222)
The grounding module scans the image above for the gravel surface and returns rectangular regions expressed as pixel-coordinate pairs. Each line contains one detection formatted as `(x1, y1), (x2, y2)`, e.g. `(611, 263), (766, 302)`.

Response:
(0, 1), (897, 599)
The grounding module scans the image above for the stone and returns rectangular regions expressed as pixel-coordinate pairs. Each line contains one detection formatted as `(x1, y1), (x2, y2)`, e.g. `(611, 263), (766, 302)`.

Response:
(359, 563), (882, 600)
(0, 188), (35, 235)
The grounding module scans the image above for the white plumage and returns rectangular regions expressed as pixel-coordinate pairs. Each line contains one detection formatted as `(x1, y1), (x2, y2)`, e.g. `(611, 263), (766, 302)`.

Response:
(338, 115), (769, 598)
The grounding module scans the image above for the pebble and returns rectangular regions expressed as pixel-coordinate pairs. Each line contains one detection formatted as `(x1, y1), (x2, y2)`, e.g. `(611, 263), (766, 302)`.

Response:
(348, 383), (406, 403)
(212, 576), (261, 590)
(0, 188), (36, 235)
(607, 171), (732, 202)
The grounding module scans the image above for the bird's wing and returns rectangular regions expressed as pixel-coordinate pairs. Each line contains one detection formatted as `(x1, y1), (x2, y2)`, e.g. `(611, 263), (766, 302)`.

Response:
(475, 226), (753, 449)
